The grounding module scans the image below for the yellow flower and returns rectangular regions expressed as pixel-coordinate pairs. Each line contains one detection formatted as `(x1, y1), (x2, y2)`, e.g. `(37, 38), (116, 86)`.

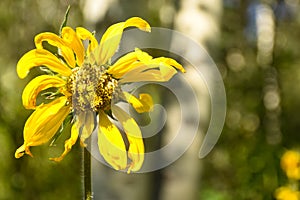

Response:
(15, 17), (185, 173)
(281, 150), (300, 180)
(275, 186), (300, 200)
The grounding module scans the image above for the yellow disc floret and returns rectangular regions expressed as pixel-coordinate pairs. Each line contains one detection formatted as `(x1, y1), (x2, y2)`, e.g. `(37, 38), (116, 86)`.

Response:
(70, 59), (118, 112)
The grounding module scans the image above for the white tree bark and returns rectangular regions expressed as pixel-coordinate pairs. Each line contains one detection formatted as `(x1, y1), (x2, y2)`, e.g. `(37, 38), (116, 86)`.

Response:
(159, 1), (222, 200)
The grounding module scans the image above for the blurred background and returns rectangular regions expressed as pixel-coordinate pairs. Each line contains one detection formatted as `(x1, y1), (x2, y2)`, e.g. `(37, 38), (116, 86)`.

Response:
(1, 0), (300, 199)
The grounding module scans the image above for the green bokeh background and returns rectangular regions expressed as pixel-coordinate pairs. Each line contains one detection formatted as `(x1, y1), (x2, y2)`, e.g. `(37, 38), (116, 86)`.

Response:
(1, 0), (300, 199)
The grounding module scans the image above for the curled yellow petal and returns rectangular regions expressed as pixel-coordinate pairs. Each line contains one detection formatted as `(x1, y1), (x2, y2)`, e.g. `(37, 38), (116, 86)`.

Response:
(123, 92), (153, 113)
(110, 48), (184, 81)
(15, 144), (33, 159)
(135, 48), (152, 62)
(153, 57), (185, 73)
(22, 75), (66, 109)
(17, 49), (72, 79)
(35, 32), (76, 68)
(61, 27), (85, 66)
(107, 51), (139, 78)
(95, 17), (151, 65)
(50, 120), (79, 162)
(135, 48), (185, 72)
(119, 63), (177, 83)
(76, 27), (98, 54)
(112, 105), (144, 173)
(97, 110), (127, 170)
(15, 97), (70, 158)
(77, 110), (96, 144)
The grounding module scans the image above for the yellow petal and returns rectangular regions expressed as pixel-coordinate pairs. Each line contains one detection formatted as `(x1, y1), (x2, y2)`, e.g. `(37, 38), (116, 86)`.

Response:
(17, 49), (72, 79)
(61, 27), (85, 66)
(107, 51), (139, 78)
(76, 27), (98, 54)
(15, 145), (33, 159)
(35, 32), (76, 68)
(97, 110), (127, 170)
(95, 17), (151, 65)
(112, 105), (144, 173)
(135, 47), (153, 62)
(108, 49), (154, 78)
(50, 120), (79, 162)
(77, 110), (96, 143)
(152, 57), (185, 73)
(110, 48), (184, 81)
(22, 75), (66, 109)
(119, 63), (177, 83)
(123, 92), (153, 113)
(15, 97), (70, 158)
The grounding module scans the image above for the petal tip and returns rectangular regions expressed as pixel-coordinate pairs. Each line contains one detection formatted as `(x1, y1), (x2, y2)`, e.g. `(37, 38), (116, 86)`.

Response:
(15, 144), (33, 158)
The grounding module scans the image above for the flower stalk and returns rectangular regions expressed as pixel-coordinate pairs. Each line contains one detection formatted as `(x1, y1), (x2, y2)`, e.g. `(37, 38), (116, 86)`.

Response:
(83, 144), (92, 200)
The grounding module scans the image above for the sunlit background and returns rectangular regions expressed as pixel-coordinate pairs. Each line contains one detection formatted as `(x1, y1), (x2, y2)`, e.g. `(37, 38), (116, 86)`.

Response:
(1, 0), (300, 199)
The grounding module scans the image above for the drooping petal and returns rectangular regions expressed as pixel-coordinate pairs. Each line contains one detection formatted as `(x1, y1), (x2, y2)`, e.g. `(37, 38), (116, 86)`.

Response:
(97, 110), (127, 170)
(135, 47), (153, 62)
(17, 49), (72, 79)
(35, 32), (76, 68)
(95, 17), (151, 65)
(15, 96), (70, 158)
(108, 48), (152, 78)
(119, 63), (177, 83)
(112, 105), (144, 173)
(134, 47), (185, 72)
(76, 27), (98, 54)
(61, 27), (85, 66)
(107, 51), (139, 78)
(152, 57), (185, 73)
(50, 120), (79, 162)
(123, 92), (153, 113)
(22, 75), (66, 109)
(77, 110), (96, 144)
(109, 48), (185, 80)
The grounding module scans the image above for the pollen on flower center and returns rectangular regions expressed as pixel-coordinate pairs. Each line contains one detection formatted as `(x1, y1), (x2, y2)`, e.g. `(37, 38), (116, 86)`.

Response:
(69, 61), (118, 112)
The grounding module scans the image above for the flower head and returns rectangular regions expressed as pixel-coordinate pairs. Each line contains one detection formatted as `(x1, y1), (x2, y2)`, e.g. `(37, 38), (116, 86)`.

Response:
(275, 186), (300, 200)
(15, 17), (185, 173)
(281, 150), (300, 180)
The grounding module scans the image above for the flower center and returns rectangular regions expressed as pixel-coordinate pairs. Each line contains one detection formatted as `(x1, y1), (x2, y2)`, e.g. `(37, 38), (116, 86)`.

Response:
(69, 61), (118, 112)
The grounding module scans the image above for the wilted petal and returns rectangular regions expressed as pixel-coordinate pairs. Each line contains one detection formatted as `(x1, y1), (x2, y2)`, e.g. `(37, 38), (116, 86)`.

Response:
(119, 63), (177, 83)
(15, 97), (70, 158)
(35, 32), (76, 68)
(50, 120), (79, 162)
(107, 51), (139, 78)
(152, 57), (185, 73)
(123, 92), (153, 113)
(22, 75), (66, 109)
(61, 27), (85, 66)
(76, 27), (98, 54)
(108, 48), (154, 78)
(98, 110), (127, 170)
(77, 110), (96, 144)
(112, 105), (144, 173)
(95, 17), (151, 65)
(17, 49), (72, 79)
(110, 48), (184, 82)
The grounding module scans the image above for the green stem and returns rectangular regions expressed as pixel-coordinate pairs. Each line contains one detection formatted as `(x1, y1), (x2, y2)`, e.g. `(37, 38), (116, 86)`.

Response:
(83, 146), (92, 200)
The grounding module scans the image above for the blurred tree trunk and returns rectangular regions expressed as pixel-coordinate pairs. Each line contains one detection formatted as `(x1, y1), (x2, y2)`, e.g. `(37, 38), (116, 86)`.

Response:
(159, 0), (222, 200)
